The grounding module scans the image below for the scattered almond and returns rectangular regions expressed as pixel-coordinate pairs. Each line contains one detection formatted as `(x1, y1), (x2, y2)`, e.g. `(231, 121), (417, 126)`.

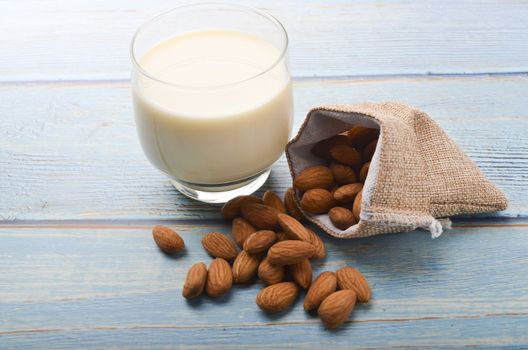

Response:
(304, 271), (337, 311)
(241, 203), (280, 230)
(267, 240), (315, 266)
(300, 188), (335, 214)
(293, 166), (334, 191)
(182, 262), (207, 299)
(333, 183), (363, 203)
(222, 195), (262, 219)
(336, 266), (371, 303)
(152, 225), (185, 254)
(277, 213), (312, 242)
(330, 162), (357, 184)
(231, 218), (256, 249)
(284, 187), (304, 221)
(352, 190), (362, 221)
(306, 228), (326, 260)
(359, 162), (370, 183)
(262, 190), (286, 214)
(206, 258), (233, 297)
(256, 282), (298, 313)
(258, 257), (285, 285)
(276, 231), (289, 242)
(318, 290), (357, 329)
(232, 251), (261, 284)
(328, 207), (357, 230)
(243, 230), (277, 254)
(201, 232), (238, 261)
(289, 258), (312, 289)
(329, 144), (362, 166)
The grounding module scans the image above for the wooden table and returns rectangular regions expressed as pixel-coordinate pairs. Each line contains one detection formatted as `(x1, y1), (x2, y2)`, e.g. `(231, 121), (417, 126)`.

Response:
(1, 1), (527, 348)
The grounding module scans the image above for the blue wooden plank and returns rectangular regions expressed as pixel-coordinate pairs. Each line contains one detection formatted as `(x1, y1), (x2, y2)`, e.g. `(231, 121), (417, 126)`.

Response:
(1, 76), (527, 221)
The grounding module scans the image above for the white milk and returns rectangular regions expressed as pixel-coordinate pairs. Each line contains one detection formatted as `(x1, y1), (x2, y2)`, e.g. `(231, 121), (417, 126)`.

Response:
(133, 29), (293, 185)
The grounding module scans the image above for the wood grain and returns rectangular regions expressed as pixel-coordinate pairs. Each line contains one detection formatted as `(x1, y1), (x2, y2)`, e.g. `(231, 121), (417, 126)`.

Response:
(0, 224), (526, 348)
(0, 0), (527, 81)
(1, 76), (526, 221)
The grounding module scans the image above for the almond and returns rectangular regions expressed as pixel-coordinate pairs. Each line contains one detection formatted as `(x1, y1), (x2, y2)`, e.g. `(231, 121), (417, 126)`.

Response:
(240, 203), (280, 230)
(256, 282), (298, 313)
(267, 240), (315, 265)
(231, 218), (256, 249)
(306, 228), (326, 260)
(276, 231), (289, 242)
(293, 166), (334, 191)
(329, 144), (362, 166)
(221, 195), (262, 219)
(330, 162), (357, 184)
(284, 187), (304, 221)
(289, 258), (312, 289)
(258, 257), (285, 285)
(336, 266), (371, 303)
(201, 232), (238, 261)
(277, 213), (311, 242)
(359, 162), (370, 183)
(318, 290), (357, 329)
(262, 190), (286, 214)
(243, 230), (277, 254)
(333, 183), (363, 203)
(346, 126), (379, 148)
(304, 271), (337, 311)
(362, 139), (377, 162)
(152, 225), (185, 254)
(300, 189), (335, 214)
(352, 190), (362, 221)
(232, 250), (261, 284)
(206, 258), (233, 297)
(182, 262), (207, 299)
(311, 134), (350, 159)
(328, 207), (357, 230)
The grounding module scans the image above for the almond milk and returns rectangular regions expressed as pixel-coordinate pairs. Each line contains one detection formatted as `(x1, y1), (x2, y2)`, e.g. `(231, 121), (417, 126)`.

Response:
(133, 29), (293, 185)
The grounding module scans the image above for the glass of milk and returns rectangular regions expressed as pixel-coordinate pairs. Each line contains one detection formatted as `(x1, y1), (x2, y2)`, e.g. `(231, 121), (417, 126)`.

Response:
(130, 3), (292, 203)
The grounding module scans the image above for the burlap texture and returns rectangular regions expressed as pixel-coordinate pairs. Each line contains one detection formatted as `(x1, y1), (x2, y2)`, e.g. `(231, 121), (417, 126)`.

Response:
(285, 102), (508, 238)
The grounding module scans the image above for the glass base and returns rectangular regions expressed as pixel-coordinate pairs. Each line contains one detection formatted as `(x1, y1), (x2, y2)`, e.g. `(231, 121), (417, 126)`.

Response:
(170, 169), (271, 203)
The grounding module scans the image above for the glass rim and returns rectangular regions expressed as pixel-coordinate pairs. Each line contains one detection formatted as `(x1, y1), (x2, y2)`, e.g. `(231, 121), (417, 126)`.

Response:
(130, 2), (289, 90)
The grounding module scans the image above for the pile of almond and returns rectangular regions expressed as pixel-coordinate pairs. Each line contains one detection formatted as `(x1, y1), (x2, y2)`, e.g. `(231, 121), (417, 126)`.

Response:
(152, 189), (372, 329)
(294, 126), (379, 230)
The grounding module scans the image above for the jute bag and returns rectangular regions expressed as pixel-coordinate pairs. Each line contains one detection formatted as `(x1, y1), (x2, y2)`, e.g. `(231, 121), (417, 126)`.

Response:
(285, 102), (508, 238)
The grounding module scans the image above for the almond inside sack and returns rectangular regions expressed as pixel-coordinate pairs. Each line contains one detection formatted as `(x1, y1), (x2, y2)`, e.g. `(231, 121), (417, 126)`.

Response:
(285, 102), (508, 238)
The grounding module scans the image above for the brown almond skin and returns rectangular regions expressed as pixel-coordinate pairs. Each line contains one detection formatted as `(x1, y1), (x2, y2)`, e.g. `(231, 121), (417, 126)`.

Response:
(256, 282), (298, 313)
(362, 139), (377, 162)
(221, 195), (263, 219)
(347, 126), (379, 148)
(152, 226), (185, 254)
(300, 189), (335, 214)
(240, 203), (280, 230)
(306, 228), (326, 260)
(330, 162), (357, 184)
(232, 250), (261, 284)
(182, 262), (207, 299)
(277, 213), (312, 242)
(284, 187), (304, 221)
(328, 207), (357, 230)
(262, 190), (286, 214)
(258, 257), (285, 285)
(276, 231), (289, 242)
(243, 230), (277, 254)
(201, 232), (238, 261)
(352, 190), (363, 221)
(231, 218), (256, 249)
(267, 240), (315, 266)
(334, 183), (363, 203)
(293, 166), (334, 191)
(206, 258), (233, 297)
(359, 162), (370, 183)
(329, 144), (362, 166)
(289, 258), (312, 289)
(318, 290), (357, 329)
(311, 134), (350, 159)
(304, 271), (337, 311)
(336, 266), (371, 303)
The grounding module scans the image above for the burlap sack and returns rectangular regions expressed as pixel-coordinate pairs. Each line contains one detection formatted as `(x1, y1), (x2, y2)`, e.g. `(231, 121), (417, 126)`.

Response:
(285, 102), (507, 238)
